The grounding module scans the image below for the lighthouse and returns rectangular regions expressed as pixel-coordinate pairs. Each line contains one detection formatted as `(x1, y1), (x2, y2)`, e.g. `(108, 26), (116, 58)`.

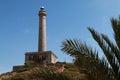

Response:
(24, 6), (58, 64)
(13, 6), (58, 72)
(38, 6), (47, 52)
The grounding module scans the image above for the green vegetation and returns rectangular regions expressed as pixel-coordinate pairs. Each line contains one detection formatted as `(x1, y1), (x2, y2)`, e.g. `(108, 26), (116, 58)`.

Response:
(63, 63), (87, 80)
(2, 63), (86, 80)
(30, 67), (72, 80)
(62, 39), (111, 80)
(15, 61), (37, 73)
(61, 17), (120, 80)
(88, 17), (120, 79)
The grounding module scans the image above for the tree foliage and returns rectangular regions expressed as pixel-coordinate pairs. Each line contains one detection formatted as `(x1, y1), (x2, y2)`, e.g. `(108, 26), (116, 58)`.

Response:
(88, 17), (120, 80)
(29, 67), (72, 80)
(61, 17), (120, 80)
(61, 39), (113, 80)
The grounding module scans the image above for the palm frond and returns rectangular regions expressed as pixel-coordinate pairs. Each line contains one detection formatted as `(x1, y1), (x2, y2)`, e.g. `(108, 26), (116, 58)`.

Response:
(61, 39), (113, 80)
(61, 39), (83, 56)
(88, 27), (119, 79)
(102, 34), (120, 64)
(111, 18), (120, 49)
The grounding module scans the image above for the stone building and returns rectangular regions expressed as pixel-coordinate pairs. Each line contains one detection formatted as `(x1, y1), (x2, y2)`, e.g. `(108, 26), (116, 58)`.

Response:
(25, 51), (58, 64)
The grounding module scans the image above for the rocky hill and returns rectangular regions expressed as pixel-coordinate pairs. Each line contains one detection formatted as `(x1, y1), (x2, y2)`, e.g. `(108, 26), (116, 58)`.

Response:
(0, 62), (87, 80)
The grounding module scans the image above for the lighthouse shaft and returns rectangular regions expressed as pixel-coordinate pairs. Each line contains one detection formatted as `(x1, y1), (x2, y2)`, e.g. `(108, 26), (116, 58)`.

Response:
(38, 7), (47, 52)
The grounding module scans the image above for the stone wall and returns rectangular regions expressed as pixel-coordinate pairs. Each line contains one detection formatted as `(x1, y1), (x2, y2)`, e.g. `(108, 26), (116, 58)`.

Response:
(13, 65), (24, 72)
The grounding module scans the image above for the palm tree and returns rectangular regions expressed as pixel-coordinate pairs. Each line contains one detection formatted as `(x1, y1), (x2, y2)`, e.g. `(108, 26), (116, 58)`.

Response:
(61, 39), (114, 80)
(88, 17), (120, 80)
(61, 17), (120, 80)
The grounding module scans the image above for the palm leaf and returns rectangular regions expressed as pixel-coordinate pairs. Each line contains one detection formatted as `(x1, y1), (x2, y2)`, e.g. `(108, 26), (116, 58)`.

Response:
(111, 18), (120, 50)
(102, 34), (120, 64)
(61, 39), (113, 80)
(88, 27), (119, 79)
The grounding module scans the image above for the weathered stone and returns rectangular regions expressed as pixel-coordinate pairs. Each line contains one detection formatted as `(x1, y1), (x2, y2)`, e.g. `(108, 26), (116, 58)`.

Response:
(25, 51), (58, 64)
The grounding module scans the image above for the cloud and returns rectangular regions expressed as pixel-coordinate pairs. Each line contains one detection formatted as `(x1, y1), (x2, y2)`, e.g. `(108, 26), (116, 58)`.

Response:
(23, 29), (31, 34)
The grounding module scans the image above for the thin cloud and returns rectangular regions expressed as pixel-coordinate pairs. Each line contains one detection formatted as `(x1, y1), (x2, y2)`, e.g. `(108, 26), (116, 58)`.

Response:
(23, 29), (31, 34)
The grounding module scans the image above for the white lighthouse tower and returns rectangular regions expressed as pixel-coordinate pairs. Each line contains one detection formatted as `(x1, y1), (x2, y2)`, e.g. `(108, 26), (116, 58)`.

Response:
(24, 7), (58, 64)
(38, 6), (47, 52)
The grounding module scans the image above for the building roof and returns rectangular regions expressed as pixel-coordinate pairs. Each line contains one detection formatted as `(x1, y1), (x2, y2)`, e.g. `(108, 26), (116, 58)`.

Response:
(25, 51), (58, 58)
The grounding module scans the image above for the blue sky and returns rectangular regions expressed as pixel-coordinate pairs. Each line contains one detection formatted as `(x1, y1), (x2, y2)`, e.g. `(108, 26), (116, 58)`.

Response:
(0, 0), (120, 74)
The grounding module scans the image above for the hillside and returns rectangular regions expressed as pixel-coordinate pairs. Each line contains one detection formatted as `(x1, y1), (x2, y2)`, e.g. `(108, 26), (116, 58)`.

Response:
(0, 62), (87, 80)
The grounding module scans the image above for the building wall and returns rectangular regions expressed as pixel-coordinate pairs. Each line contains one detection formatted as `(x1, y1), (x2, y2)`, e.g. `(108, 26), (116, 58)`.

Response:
(51, 54), (57, 63)
(25, 52), (57, 64)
